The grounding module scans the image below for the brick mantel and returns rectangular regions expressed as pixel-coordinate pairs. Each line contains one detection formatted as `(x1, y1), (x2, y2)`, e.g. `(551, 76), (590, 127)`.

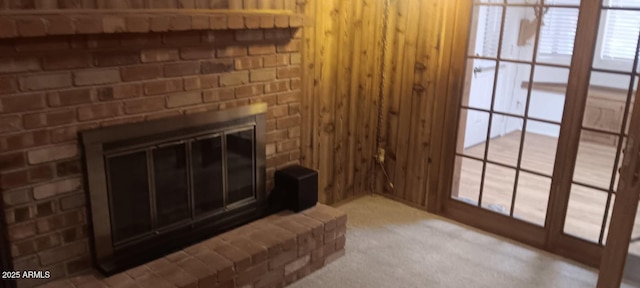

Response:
(0, 5), (304, 286)
(0, 10), (305, 39)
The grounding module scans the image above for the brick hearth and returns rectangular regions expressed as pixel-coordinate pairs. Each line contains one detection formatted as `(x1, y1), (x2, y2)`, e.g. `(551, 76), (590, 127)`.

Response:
(37, 204), (347, 288)
(0, 6), (306, 287)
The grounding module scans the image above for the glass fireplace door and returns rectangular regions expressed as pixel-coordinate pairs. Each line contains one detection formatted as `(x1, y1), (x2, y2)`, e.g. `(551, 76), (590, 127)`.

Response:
(104, 126), (257, 248)
(82, 102), (267, 274)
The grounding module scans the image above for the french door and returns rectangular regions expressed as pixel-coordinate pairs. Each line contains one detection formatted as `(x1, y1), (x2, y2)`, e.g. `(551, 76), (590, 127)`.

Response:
(445, 0), (640, 268)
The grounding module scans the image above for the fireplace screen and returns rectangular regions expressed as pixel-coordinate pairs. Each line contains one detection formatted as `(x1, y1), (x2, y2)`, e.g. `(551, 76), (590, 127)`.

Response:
(81, 104), (266, 275)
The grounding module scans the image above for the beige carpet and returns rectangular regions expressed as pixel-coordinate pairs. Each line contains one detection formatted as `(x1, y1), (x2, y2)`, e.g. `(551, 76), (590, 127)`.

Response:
(291, 195), (638, 288)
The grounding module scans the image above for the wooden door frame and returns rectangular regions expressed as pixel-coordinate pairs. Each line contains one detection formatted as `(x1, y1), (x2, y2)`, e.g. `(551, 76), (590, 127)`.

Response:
(597, 60), (640, 288)
(451, 3), (481, 200)
(434, 0), (608, 268)
(428, 0), (473, 214)
(543, 0), (604, 267)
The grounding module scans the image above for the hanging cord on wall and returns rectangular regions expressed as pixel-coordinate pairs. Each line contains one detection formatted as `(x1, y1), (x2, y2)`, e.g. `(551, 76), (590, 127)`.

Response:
(371, 0), (394, 194)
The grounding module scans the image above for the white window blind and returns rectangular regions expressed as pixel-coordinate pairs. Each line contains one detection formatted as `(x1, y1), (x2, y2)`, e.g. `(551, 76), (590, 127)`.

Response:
(538, 0), (640, 61)
(482, 6), (502, 56)
(602, 0), (640, 61)
(538, 8), (579, 56)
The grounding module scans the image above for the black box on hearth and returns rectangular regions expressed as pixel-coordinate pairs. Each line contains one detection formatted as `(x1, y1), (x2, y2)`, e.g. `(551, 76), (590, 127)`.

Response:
(274, 165), (318, 212)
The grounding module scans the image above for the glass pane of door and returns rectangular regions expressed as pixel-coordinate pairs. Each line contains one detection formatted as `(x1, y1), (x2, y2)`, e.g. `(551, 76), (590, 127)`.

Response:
(562, 0), (640, 245)
(452, 0), (578, 227)
(192, 136), (225, 216)
(107, 151), (152, 243)
(153, 143), (190, 227)
(226, 129), (255, 204)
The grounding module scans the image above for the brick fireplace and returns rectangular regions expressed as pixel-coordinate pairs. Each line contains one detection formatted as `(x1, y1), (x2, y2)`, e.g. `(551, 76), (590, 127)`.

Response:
(0, 5), (307, 287)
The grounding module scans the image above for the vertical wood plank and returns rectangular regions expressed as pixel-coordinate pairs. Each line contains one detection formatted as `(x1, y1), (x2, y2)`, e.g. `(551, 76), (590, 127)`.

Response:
(413, 0), (432, 206)
(333, 0), (353, 202)
(301, 0), (316, 172)
(312, 0), (326, 203)
(377, 0), (397, 196)
(311, 0), (322, 201)
(415, 0), (443, 207)
(406, 0), (429, 205)
(393, 0), (418, 200)
(352, 0), (369, 197)
(364, 0), (384, 198)
(386, 0), (407, 197)
(344, 0), (363, 198)
(365, 0), (384, 197)
(317, 0), (339, 204)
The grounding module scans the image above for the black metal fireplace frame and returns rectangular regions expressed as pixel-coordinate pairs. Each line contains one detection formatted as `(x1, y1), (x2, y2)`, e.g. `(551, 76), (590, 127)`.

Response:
(80, 104), (267, 275)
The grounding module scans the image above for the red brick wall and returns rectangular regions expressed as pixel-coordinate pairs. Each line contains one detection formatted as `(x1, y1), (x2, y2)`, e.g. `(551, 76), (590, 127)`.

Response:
(0, 27), (302, 287)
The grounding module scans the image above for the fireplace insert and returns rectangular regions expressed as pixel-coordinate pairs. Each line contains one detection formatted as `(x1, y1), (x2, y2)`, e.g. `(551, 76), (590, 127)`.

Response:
(81, 104), (267, 275)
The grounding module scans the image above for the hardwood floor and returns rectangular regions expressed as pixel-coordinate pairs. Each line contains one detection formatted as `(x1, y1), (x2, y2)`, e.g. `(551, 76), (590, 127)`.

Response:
(453, 131), (640, 256)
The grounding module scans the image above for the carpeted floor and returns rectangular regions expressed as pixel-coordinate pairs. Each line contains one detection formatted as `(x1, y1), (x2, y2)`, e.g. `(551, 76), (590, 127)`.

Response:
(291, 195), (638, 288)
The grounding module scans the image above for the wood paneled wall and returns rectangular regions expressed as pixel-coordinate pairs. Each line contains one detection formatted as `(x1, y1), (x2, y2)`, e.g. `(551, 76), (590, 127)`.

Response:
(298, 0), (461, 206)
(299, 0), (384, 205)
(375, 0), (456, 210)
